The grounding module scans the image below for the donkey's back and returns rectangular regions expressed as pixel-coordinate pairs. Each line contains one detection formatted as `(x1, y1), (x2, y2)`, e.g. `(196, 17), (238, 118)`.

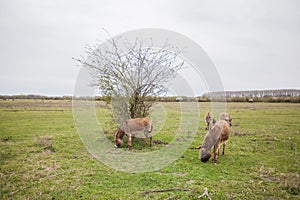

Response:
(122, 118), (152, 134)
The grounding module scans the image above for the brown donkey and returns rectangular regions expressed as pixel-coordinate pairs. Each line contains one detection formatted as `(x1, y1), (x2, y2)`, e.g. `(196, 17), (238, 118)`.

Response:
(205, 112), (216, 130)
(219, 113), (232, 127)
(200, 120), (230, 163)
(114, 118), (153, 149)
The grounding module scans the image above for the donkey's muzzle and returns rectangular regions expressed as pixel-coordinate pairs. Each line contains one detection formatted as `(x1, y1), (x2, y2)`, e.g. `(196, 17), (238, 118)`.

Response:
(201, 153), (211, 162)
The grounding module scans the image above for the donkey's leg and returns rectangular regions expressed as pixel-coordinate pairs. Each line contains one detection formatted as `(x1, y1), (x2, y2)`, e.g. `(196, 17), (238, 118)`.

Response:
(214, 143), (221, 163)
(127, 134), (132, 150)
(148, 125), (153, 147)
(213, 145), (217, 163)
(215, 143), (220, 156)
(143, 138), (147, 147)
(222, 142), (226, 156)
(143, 130), (148, 147)
(149, 134), (153, 147)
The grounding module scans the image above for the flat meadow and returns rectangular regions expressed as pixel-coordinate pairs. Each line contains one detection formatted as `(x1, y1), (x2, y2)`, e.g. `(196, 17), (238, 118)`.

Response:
(0, 99), (299, 199)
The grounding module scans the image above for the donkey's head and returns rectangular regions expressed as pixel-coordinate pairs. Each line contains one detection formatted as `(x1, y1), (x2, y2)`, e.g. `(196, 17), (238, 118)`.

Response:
(225, 117), (232, 127)
(200, 147), (212, 162)
(220, 113), (232, 127)
(114, 129), (125, 148)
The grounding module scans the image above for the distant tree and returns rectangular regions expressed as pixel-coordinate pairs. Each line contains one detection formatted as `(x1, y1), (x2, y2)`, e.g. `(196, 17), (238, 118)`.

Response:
(74, 36), (184, 120)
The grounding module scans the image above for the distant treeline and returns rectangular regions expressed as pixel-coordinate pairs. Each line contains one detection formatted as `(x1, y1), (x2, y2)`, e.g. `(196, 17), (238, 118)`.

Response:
(0, 94), (73, 100)
(1, 89), (300, 103)
(210, 96), (300, 103)
(0, 95), (192, 102)
(204, 89), (300, 98)
(203, 89), (300, 103)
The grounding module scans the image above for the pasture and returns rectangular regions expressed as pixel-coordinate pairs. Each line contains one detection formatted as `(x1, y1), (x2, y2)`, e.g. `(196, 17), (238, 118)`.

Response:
(0, 100), (299, 199)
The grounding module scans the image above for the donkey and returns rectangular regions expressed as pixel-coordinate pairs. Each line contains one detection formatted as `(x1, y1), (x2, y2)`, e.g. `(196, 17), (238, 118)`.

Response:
(200, 120), (230, 163)
(205, 112), (216, 130)
(219, 113), (232, 127)
(114, 118), (153, 149)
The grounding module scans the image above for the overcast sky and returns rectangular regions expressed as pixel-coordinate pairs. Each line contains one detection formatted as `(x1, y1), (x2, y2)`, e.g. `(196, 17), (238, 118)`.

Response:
(0, 0), (299, 96)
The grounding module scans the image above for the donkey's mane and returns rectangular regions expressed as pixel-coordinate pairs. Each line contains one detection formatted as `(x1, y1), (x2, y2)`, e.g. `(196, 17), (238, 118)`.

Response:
(115, 128), (125, 140)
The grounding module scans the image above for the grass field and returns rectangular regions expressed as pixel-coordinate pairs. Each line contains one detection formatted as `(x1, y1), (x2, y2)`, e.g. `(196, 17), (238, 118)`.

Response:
(0, 100), (299, 199)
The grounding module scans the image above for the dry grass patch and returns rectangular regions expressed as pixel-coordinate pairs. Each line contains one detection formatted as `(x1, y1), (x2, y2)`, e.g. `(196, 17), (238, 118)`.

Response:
(34, 135), (56, 152)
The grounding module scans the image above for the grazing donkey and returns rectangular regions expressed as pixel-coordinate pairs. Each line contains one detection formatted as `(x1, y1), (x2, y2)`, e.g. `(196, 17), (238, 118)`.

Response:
(219, 113), (232, 127)
(205, 112), (216, 130)
(114, 118), (153, 149)
(200, 120), (230, 163)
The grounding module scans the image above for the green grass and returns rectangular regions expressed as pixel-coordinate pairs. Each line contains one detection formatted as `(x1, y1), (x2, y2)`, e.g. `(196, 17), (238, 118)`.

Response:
(0, 100), (299, 199)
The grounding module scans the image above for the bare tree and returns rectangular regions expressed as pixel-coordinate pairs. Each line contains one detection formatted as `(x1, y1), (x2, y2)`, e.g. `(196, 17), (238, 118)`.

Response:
(75, 36), (184, 121)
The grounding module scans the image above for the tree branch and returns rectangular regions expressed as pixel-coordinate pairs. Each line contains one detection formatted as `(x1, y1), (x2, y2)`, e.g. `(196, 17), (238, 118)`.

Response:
(75, 34), (185, 118)
(140, 187), (191, 195)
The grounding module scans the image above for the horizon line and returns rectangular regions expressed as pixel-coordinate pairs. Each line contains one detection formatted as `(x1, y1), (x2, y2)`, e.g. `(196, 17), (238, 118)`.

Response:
(1, 88), (299, 98)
